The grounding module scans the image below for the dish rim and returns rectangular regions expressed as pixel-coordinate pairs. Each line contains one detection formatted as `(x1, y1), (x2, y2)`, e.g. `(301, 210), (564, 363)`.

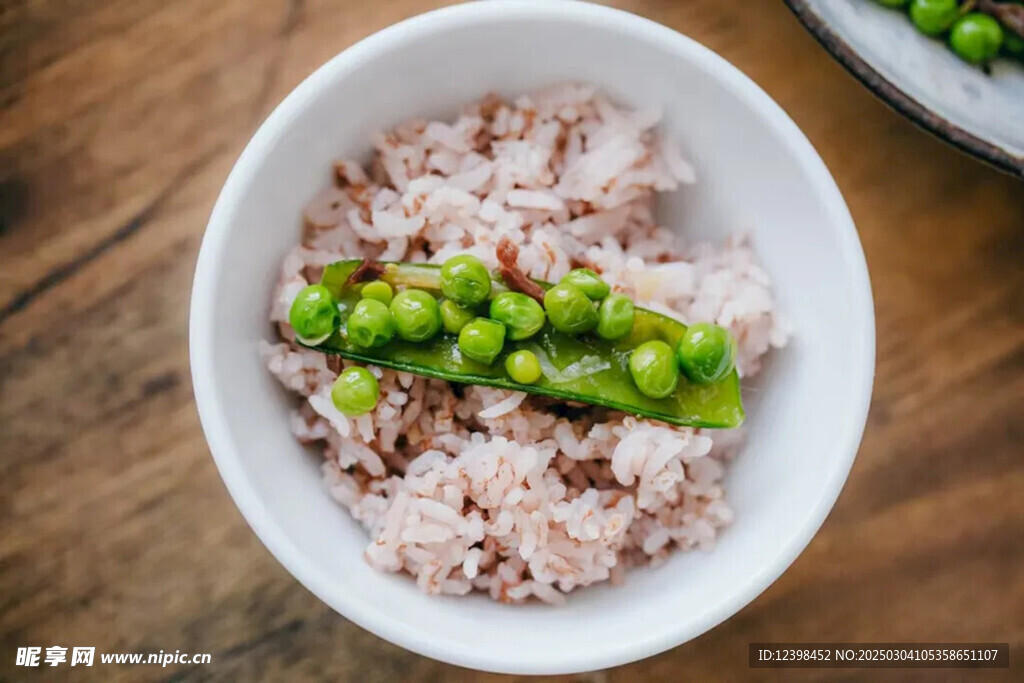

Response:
(785, 0), (1024, 178)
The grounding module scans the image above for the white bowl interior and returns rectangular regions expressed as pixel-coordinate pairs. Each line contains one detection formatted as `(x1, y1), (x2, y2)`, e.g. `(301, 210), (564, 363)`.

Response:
(191, 1), (873, 675)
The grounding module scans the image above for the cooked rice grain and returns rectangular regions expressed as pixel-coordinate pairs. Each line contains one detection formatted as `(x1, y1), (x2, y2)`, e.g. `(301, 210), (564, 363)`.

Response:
(265, 84), (787, 603)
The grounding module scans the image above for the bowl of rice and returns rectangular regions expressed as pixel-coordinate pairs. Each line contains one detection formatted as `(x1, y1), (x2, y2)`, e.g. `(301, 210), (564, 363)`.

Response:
(190, 0), (874, 674)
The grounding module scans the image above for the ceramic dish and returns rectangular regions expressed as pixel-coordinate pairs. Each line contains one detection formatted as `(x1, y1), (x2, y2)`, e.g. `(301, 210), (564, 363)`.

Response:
(190, 0), (875, 674)
(787, 0), (1024, 176)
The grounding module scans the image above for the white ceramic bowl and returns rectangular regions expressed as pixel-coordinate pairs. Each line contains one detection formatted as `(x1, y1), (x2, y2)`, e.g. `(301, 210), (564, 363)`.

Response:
(190, 0), (874, 674)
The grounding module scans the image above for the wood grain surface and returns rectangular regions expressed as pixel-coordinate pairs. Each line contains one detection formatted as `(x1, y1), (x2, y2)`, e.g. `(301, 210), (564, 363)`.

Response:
(1, 1), (1022, 681)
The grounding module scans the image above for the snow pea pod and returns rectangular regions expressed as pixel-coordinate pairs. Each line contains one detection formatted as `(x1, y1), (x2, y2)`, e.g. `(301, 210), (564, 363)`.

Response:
(308, 260), (744, 429)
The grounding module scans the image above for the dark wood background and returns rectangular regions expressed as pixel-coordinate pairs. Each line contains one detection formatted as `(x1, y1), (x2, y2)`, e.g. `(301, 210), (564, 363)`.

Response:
(1, 1), (1021, 680)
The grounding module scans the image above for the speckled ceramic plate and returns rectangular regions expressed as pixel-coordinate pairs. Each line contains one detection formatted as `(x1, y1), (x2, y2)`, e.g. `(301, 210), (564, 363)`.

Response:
(787, 0), (1024, 176)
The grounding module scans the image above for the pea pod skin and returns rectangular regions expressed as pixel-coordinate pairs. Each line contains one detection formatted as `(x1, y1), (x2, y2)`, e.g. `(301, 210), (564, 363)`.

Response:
(314, 260), (744, 429)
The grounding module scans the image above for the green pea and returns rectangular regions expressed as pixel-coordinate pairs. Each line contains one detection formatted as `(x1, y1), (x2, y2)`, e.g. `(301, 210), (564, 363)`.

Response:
(489, 292), (546, 341)
(1005, 33), (1024, 57)
(346, 299), (395, 349)
(628, 340), (679, 399)
(873, 0), (909, 7)
(390, 289), (442, 342)
(543, 283), (598, 335)
(288, 284), (339, 343)
(331, 366), (379, 417)
(361, 280), (393, 305)
(440, 299), (476, 334)
(949, 13), (1004, 64)
(596, 293), (634, 340)
(440, 254), (492, 307)
(457, 318), (506, 365)
(909, 0), (958, 36)
(560, 268), (610, 301)
(505, 349), (542, 384)
(676, 322), (737, 385)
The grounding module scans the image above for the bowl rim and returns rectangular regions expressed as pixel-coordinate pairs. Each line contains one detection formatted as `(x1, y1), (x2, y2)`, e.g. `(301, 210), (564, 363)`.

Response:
(785, 0), (1024, 178)
(190, 0), (876, 674)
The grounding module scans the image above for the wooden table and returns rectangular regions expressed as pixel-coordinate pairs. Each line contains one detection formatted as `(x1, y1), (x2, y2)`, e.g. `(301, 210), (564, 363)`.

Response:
(1, 1), (1021, 680)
